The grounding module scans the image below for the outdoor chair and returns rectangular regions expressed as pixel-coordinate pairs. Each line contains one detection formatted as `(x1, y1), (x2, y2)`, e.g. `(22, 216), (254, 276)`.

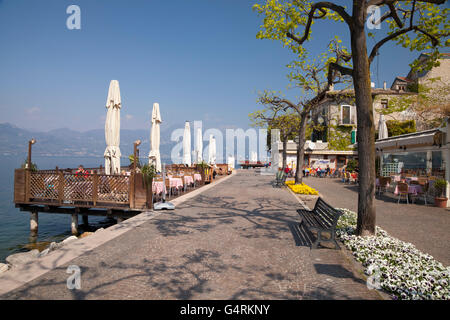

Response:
(377, 177), (391, 195)
(416, 182), (429, 205)
(397, 182), (409, 204)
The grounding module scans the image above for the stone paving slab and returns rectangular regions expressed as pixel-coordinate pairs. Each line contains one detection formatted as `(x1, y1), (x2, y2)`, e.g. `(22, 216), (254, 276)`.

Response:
(302, 177), (450, 266)
(1, 171), (382, 300)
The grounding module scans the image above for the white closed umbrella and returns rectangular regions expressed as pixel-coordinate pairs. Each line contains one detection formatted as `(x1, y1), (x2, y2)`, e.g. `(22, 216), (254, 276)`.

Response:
(195, 127), (203, 164)
(104, 80), (121, 175)
(182, 121), (191, 166)
(251, 151), (258, 163)
(208, 135), (216, 165)
(227, 155), (235, 169)
(149, 103), (162, 172)
(378, 114), (389, 140)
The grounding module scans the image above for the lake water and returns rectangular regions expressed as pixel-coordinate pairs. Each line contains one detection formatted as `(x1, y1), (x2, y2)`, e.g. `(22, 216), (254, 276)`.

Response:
(0, 155), (121, 263)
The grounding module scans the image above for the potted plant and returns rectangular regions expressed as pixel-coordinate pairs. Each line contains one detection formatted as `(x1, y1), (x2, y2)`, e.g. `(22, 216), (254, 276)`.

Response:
(141, 163), (156, 209)
(21, 159), (38, 172)
(434, 179), (448, 208)
(197, 161), (209, 184)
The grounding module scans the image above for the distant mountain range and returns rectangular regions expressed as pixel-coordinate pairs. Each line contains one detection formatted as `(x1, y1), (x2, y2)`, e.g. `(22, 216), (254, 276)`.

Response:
(0, 122), (181, 162)
(0, 122), (268, 166)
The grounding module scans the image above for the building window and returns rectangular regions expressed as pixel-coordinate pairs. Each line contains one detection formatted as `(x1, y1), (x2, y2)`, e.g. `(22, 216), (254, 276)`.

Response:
(381, 99), (388, 109)
(340, 105), (353, 125)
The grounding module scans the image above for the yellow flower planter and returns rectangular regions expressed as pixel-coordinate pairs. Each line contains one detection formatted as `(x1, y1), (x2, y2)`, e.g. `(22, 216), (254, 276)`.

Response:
(285, 181), (318, 195)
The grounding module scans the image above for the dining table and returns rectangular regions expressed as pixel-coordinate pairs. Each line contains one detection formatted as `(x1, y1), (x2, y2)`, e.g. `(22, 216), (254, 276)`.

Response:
(394, 183), (423, 196)
(152, 180), (166, 195)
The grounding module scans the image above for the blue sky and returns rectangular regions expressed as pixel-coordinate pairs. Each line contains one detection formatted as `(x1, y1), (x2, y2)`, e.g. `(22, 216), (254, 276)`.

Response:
(0, 0), (440, 132)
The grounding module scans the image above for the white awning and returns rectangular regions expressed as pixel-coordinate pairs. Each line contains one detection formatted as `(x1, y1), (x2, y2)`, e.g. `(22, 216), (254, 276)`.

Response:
(375, 129), (442, 151)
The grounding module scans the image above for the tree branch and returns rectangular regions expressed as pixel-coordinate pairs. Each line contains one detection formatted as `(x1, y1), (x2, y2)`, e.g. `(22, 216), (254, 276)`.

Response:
(286, 2), (353, 46)
(367, 0), (446, 6)
(368, 25), (440, 65)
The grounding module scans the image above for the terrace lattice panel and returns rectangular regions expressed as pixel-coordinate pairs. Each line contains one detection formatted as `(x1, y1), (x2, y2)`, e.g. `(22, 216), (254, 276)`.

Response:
(29, 173), (60, 200)
(63, 174), (94, 201)
(97, 175), (129, 203)
(29, 172), (130, 205)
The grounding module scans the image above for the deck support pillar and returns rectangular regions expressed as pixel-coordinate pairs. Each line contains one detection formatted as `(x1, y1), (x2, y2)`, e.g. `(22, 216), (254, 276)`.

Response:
(30, 210), (38, 236)
(71, 213), (78, 235)
(82, 214), (89, 226)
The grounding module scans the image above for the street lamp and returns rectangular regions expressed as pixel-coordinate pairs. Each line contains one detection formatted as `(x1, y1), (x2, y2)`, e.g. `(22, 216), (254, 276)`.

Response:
(27, 138), (36, 170)
(133, 140), (141, 171)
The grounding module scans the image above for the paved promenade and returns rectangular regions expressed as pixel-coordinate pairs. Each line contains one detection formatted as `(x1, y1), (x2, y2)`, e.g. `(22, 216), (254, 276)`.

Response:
(303, 177), (450, 266)
(1, 171), (381, 300)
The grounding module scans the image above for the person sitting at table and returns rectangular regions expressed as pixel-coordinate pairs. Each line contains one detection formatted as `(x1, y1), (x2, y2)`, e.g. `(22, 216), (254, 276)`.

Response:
(75, 165), (89, 178)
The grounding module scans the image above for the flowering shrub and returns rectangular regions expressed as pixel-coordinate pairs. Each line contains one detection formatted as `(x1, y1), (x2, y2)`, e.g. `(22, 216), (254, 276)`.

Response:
(336, 208), (450, 300)
(285, 180), (319, 195)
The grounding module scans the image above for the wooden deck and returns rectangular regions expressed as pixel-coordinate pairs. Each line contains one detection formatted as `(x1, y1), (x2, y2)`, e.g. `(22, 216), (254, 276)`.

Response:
(13, 164), (230, 218)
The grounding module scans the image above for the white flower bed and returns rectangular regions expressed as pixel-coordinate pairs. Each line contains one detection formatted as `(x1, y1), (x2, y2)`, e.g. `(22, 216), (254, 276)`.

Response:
(336, 208), (450, 300)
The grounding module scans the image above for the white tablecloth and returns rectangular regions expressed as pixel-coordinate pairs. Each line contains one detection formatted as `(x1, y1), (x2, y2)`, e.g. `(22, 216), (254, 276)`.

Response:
(184, 176), (194, 185)
(169, 178), (183, 189)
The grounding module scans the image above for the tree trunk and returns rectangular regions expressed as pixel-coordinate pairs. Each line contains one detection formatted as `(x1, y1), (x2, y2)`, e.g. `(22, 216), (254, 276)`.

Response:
(282, 136), (287, 170)
(295, 114), (308, 184)
(351, 5), (376, 236)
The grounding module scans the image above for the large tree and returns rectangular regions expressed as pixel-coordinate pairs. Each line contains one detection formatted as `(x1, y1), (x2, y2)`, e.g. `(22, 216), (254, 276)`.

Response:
(254, 0), (449, 236)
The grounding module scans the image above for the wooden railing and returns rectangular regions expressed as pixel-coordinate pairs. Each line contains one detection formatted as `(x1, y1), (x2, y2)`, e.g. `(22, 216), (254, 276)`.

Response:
(14, 164), (222, 211)
(14, 169), (149, 210)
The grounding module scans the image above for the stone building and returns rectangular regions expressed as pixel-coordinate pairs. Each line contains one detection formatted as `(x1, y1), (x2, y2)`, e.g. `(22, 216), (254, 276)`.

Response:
(270, 52), (449, 170)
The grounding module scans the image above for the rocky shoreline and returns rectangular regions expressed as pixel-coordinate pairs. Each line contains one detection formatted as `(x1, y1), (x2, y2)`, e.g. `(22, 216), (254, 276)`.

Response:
(0, 229), (103, 276)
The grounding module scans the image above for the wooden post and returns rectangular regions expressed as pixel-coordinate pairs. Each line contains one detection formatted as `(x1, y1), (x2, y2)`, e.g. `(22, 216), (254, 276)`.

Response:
(129, 171), (135, 209)
(30, 210), (38, 236)
(71, 213), (78, 235)
(58, 171), (64, 204)
(146, 176), (153, 209)
(25, 169), (31, 202)
(27, 140), (32, 170)
(92, 172), (98, 206)
(133, 143), (138, 171)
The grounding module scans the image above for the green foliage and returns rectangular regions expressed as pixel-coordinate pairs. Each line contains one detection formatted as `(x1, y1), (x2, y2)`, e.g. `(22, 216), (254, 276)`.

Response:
(386, 120), (416, 137)
(328, 125), (353, 151)
(434, 179), (448, 198)
(21, 159), (37, 172)
(379, 77), (450, 130)
(346, 159), (358, 173)
(141, 163), (156, 187)
(128, 154), (141, 168)
(197, 161), (209, 170)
